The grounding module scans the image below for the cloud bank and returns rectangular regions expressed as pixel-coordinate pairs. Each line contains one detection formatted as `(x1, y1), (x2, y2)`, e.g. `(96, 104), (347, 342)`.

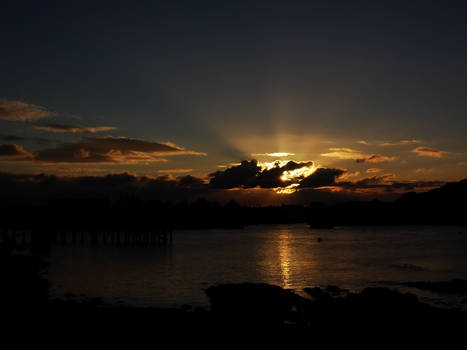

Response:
(0, 137), (206, 164)
(0, 169), (447, 207)
(34, 137), (206, 164)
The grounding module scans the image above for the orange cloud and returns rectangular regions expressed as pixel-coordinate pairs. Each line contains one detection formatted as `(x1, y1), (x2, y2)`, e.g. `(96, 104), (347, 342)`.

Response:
(321, 148), (366, 160)
(0, 98), (54, 121)
(381, 140), (422, 146)
(338, 171), (360, 179)
(412, 147), (444, 158)
(321, 148), (398, 163)
(366, 168), (382, 173)
(356, 155), (399, 163)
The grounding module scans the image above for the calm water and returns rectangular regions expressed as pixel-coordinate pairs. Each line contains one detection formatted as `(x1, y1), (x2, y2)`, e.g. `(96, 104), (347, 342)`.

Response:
(46, 224), (467, 309)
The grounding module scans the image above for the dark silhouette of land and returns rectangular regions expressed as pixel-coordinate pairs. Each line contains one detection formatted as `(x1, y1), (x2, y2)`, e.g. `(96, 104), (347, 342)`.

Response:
(1, 179), (466, 239)
(1, 179), (466, 253)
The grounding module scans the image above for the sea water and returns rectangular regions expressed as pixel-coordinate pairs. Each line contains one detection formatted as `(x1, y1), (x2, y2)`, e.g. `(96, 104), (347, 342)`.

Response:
(46, 224), (467, 309)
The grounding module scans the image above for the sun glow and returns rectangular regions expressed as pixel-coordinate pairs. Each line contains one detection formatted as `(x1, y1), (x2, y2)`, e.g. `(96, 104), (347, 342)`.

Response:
(258, 159), (318, 194)
(280, 163), (317, 182)
(252, 152), (295, 157)
(275, 183), (300, 194)
(258, 160), (290, 170)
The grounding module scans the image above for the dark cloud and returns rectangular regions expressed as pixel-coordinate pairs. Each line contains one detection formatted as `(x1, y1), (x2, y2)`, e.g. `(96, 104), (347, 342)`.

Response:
(208, 160), (314, 189)
(299, 168), (346, 188)
(177, 175), (206, 188)
(256, 160), (313, 188)
(339, 174), (395, 188)
(0, 137), (205, 164)
(0, 144), (33, 160)
(0, 172), (213, 206)
(0, 98), (54, 121)
(0, 171), (448, 207)
(209, 160), (261, 189)
(34, 124), (117, 133)
(355, 154), (399, 163)
(0, 135), (25, 142)
(34, 137), (206, 163)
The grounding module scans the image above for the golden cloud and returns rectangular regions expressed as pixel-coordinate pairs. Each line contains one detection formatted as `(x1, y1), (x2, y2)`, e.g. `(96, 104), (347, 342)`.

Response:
(321, 148), (398, 163)
(412, 147), (444, 158)
(381, 140), (422, 146)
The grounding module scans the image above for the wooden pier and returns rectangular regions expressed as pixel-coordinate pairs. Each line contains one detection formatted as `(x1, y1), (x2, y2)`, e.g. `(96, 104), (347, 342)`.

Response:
(0, 227), (173, 250)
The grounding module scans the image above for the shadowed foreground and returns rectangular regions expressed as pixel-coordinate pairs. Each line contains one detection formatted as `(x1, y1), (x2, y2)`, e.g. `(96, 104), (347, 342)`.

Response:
(2, 251), (467, 342)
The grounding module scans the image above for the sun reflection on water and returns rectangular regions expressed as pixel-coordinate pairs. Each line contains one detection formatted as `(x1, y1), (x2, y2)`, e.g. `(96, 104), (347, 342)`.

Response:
(278, 232), (293, 289)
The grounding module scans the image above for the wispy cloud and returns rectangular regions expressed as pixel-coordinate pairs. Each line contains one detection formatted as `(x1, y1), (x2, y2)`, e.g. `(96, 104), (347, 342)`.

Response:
(34, 124), (117, 133)
(381, 139), (422, 146)
(0, 98), (55, 121)
(412, 147), (445, 158)
(321, 148), (398, 163)
(157, 169), (193, 174)
(366, 168), (383, 173)
(252, 152), (295, 157)
(415, 168), (434, 174)
(356, 154), (399, 163)
(321, 148), (366, 160)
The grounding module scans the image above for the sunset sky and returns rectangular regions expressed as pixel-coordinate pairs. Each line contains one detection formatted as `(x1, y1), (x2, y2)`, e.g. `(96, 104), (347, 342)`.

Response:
(2, 1), (467, 204)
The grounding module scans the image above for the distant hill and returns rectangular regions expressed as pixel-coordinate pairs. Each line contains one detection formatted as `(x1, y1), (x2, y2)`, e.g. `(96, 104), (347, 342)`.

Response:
(319, 179), (467, 226)
(396, 178), (467, 206)
(392, 178), (467, 225)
